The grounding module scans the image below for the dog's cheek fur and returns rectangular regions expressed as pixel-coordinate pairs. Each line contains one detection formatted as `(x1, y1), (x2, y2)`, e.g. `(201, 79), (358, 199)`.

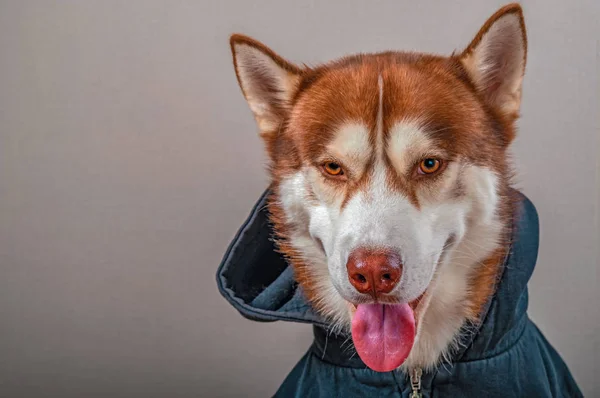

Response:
(403, 164), (506, 369)
(274, 171), (351, 330)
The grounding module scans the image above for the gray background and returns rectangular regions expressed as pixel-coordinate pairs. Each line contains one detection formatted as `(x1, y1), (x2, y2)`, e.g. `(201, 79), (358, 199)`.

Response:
(0, 1), (598, 397)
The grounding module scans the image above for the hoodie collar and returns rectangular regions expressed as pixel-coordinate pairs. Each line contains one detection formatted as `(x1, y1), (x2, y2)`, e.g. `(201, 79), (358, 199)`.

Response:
(216, 189), (539, 365)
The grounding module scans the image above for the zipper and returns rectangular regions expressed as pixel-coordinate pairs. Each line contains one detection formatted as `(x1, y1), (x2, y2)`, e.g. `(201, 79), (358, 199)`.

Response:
(409, 368), (423, 398)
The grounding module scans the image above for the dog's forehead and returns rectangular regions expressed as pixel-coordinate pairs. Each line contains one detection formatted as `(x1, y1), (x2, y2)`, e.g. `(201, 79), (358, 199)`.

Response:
(291, 53), (475, 145)
(290, 53), (492, 165)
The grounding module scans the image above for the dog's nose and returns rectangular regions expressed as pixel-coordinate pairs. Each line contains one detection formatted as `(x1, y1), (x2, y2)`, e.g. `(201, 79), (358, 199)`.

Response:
(346, 248), (402, 298)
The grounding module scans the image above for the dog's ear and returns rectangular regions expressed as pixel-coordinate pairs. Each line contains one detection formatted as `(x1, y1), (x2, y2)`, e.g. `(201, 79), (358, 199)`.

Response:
(230, 34), (302, 134)
(460, 4), (527, 119)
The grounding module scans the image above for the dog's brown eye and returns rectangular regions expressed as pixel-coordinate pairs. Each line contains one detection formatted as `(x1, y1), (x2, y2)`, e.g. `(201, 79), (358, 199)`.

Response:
(418, 158), (441, 175)
(323, 162), (343, 176)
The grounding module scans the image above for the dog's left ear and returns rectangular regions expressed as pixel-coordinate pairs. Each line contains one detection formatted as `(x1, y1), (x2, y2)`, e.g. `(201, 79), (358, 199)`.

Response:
(460, 4), (527, 119)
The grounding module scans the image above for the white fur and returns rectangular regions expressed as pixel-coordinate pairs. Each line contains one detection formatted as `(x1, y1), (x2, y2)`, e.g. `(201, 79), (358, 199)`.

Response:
(327, 123), (370, 174)
(376, 75), (384, 155)
(279, 174), (351, 331)
(387, 121), (435, 173)
(404, 165), (502, 369)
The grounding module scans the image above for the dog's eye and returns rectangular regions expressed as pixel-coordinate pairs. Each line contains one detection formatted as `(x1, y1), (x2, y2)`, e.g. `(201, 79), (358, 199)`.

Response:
(418, 158), (442, 175)
(323, 162), (344, 176)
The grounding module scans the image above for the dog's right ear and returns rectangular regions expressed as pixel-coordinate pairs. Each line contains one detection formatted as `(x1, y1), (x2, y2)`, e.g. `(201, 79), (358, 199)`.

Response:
(230, 34), (303, 135)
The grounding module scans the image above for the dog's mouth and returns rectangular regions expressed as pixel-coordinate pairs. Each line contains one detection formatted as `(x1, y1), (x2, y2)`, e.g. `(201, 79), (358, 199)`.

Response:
(345, 238), (451, 372)
(347, 294), (424, 372)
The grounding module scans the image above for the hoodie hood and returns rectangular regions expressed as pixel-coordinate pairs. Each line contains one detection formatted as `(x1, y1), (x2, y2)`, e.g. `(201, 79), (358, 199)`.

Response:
(216, 189), (539, 365)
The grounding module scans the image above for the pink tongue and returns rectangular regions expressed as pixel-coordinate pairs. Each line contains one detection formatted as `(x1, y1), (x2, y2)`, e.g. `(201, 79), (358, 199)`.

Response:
(351, 303), (415, 372)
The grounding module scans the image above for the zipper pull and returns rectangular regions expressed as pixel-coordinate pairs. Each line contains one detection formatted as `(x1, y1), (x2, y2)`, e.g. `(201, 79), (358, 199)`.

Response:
(409, 368), (423, 398)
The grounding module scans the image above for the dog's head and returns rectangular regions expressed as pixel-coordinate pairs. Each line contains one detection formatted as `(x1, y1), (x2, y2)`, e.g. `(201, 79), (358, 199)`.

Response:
(230, 4), (526, 371)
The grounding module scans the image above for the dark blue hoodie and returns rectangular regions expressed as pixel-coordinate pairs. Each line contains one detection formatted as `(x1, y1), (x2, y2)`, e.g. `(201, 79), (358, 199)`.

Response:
(216, 190), (582, 397)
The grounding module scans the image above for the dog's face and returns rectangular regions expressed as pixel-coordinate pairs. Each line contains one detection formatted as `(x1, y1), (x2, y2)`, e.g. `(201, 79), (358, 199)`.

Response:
(231, 4), (526, 370)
